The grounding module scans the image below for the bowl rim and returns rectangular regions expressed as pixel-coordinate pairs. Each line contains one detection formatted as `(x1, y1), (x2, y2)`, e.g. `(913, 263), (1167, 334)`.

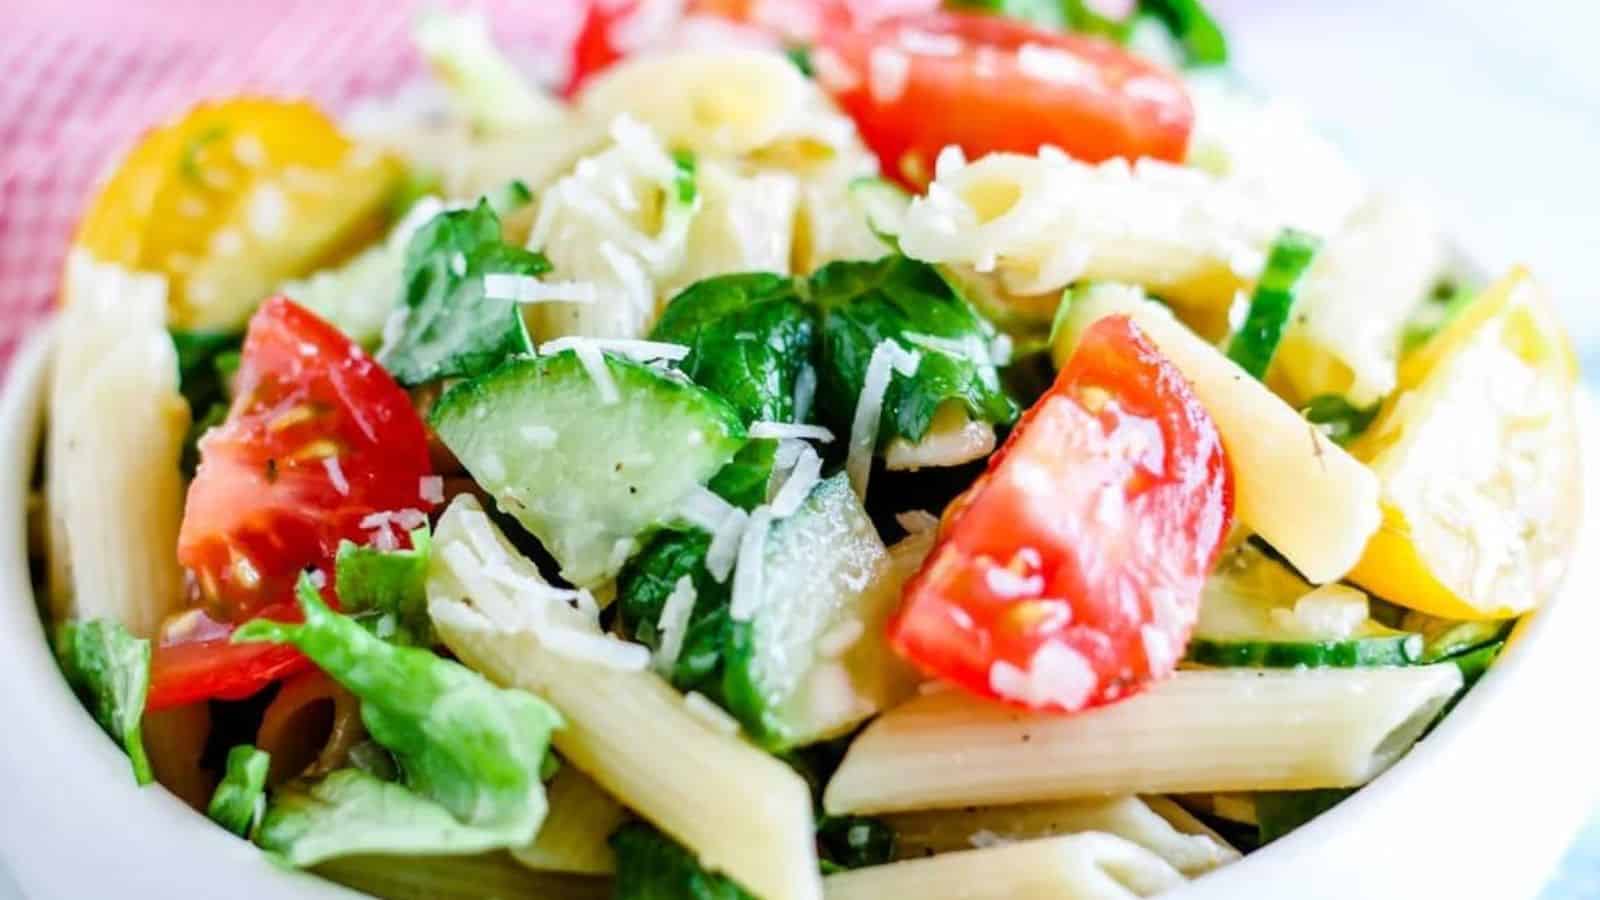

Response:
(2, 322), (1595, 899)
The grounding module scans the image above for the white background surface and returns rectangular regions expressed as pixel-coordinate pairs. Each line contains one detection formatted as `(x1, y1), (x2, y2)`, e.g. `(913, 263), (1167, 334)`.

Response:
(1216, 0), (1600, 375)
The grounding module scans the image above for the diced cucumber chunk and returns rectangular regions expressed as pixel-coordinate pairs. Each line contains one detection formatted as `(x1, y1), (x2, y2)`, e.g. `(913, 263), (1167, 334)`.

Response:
(430, 351), (746, 587)
(723, 473), (916, 750)
(1187, 543), (1423, 668)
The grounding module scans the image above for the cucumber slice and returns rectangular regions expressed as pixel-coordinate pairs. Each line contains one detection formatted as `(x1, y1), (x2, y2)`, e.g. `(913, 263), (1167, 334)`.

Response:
(1187, 543), (1423, 668)
(723, 473), (916, 750)
(848, 177), (911, 249)
(430, 351), (746, 587)
(1398, 611), (1512, 663)
(1224, 228), (1320, 379)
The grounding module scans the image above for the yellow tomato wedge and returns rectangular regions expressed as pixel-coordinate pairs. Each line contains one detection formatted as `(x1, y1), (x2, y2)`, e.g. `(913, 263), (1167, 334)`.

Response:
(71, 98), (401, 330)
(1348, 268), (1581, 620)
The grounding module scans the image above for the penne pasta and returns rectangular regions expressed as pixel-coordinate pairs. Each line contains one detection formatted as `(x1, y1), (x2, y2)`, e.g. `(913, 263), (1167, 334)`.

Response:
(824, 666), (1462, 815)
(511, 765), (630, 876)
(428, 500), (821, 900)
(885, 795), (1239, 877)
(142, 704), (215, 811)
(1052, 285), (1380, 584)
(48, 251), (189, 639)
(899, 151), (1281, 330)
(255, 670), (365, 785)
(1269, 195), (1444, 406)
(823, 833), (1185, 900)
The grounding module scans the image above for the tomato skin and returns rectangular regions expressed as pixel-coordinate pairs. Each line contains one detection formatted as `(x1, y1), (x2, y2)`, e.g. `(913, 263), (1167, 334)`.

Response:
(562, 0), (940, 96)
(888, 315), (1231, 712)
(146, 603), (312, 710)
(178, 297), (434, 622)
(814, 11), (1194, 188)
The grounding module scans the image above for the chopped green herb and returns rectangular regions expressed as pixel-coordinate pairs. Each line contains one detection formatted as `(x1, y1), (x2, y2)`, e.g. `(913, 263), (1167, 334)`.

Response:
(610, 822), (759, 900)
(1254, 789), (1351, 844)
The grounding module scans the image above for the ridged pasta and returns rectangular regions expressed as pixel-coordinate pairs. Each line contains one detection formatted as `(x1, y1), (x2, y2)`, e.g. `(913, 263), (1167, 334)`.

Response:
(823, 666), (1462, 815)
(48, 251), (189, 639)
(1270, 195), (1445, 405)
(884, 795), (1238, 877)
(898, 151), (1281, 333)
(428, 503), (822, 900)
(511, 765), (630, 875)
(823, 833), (1185, 900)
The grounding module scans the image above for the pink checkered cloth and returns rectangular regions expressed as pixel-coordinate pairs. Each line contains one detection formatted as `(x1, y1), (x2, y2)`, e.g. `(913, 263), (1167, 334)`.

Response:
(0, 0), (586, 374)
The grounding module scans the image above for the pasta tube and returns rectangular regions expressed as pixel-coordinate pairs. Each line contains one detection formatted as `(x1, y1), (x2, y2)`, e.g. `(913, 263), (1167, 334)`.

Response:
(48, 251), (189, 639)
(884, 795), (1238, 877)
(511, 766), (629, 876)
(823, 834), (1184, 900)
(824, 666), (1462, 815)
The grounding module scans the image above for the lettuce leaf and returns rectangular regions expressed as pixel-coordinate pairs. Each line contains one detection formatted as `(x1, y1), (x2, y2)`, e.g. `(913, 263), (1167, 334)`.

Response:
(335, 526), (434, 646)
(236, 577), (562, 864)
(208, 745), (271, 837)
(258, 769), (526, 866)
(54, 619), (153, 785)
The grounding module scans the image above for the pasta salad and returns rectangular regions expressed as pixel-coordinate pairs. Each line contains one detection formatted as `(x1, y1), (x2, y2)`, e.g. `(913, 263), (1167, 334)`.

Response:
(39, 2), (1581, 898)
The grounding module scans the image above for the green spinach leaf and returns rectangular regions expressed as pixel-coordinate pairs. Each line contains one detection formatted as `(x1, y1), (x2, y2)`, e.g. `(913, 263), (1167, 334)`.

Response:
(610, 822), (758, 900)
(810, 256), (1016, 449)
(381, 199), (552, 386)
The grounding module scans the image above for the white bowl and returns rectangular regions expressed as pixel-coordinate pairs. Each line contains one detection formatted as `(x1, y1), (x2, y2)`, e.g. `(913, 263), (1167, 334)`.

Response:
(0, 325), (1595, 899)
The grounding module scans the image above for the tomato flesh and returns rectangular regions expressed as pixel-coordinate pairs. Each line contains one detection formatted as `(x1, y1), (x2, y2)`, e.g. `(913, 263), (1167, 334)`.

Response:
(153, 298), (434, 709)
(814, 11), (1194, 188)
(889, 315), (1232, 712)
(177, 297), (434, 621)
(147, 603), (312, 710)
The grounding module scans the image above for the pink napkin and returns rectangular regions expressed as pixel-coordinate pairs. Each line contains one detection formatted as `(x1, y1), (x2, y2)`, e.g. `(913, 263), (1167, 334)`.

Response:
(0, 0), (586, 374)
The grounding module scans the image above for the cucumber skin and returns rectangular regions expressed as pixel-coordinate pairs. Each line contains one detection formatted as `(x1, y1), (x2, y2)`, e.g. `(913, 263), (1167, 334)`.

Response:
(1225, 228), (1320, 379)
(429, 351), (746, 587)
(1186, 633), (1423, 668)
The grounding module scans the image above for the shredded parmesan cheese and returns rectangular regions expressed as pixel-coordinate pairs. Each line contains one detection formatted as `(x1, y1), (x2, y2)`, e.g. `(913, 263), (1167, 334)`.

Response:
(705, 507), (749, 583)
(683, 691), (741, 735)
(728, 507), (773, 621)
(653, 575), (697, 674)
(323, 456), (350, 496)
(869, 46), (911, 104)
(846, 341), (921, 499)
(748, 421), (835, 443)
(419, 476), (445, 505)
(539, 336), (690, 363)
(483, 273), (598, 305)
(769, 445), (822, 518)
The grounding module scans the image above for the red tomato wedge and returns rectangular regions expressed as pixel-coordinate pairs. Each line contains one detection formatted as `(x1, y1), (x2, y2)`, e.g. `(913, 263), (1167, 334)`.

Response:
(147, 603), (313, 710)
(888, 315), (1232, 713)
(814, 11), (1194, 188)
(177, 296), (435, 622)
(152, 298), (434, 710)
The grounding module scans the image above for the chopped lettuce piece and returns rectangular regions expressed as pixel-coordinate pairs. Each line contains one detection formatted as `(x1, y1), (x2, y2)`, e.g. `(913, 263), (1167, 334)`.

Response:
(208, 745), (271, 837)
(258, 770), (528, 866)
(1254, 789), (1351, 845)
(335, 527), (434, 646)
(236, 577), (562, 863)
(610, 822), (759, 900)
(381, 199), (553, 386)
(810, 256), (1017, 449)
(54, 619), (153, 785)
(650, 273), (817, 426)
